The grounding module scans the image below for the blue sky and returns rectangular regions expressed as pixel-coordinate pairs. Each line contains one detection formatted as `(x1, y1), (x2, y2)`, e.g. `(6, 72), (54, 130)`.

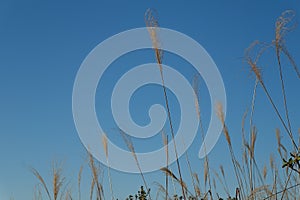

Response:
(0, 1), (300, 199)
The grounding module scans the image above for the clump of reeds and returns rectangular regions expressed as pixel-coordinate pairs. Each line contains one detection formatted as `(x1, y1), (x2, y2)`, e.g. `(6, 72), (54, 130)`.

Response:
(243, 9), (300, 199)
(245, 10), (299, 150)
(30, 8), (300, 200)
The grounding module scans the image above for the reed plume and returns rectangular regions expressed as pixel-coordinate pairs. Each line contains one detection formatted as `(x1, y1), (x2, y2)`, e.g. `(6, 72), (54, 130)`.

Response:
(88, 151), (103, 200)
(216, 103), (245, 199)
(119, 129), (151, 199)
(102, 134), (115, 200)
(52, 163), (64, 200)
(193, 74), (212, 196)
(31, 167), (51, 200)
(145, 8), (185, 200)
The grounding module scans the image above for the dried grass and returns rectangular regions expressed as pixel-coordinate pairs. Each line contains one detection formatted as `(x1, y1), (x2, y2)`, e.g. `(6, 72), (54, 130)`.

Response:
(145, 8), (185, 200)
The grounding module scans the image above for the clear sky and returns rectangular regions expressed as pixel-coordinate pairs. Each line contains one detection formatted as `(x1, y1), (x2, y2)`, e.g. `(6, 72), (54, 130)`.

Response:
(0, 1), (299, 199)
